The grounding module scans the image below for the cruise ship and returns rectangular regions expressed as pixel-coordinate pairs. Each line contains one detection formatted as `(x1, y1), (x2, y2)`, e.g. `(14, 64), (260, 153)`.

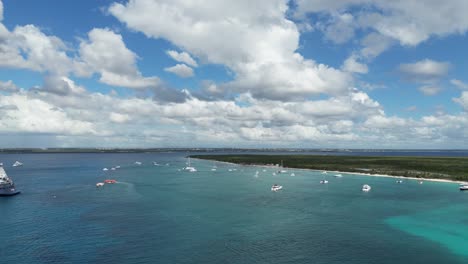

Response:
(0, 164), (21, 196)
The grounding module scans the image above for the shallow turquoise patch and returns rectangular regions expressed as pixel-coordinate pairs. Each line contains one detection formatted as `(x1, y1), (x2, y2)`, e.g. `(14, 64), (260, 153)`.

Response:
(386, 205), (468, 257)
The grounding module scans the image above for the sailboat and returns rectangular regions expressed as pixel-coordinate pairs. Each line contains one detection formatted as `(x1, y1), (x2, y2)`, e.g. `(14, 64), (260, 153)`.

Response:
(277, 160), (287, 174)
(183, 157), (197, 172)
(0, 164), (20, 196)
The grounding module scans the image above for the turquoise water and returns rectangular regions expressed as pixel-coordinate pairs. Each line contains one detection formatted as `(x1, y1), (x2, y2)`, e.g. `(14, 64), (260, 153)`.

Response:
(0, 153), (467, 263)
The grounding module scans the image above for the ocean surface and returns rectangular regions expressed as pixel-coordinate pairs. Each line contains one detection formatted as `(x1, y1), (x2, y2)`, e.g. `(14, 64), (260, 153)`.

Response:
(1, 151), (468, 264)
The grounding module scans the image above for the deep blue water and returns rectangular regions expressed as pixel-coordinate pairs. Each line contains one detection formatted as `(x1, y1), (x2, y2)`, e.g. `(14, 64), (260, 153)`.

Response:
(1, 151), (468, 264)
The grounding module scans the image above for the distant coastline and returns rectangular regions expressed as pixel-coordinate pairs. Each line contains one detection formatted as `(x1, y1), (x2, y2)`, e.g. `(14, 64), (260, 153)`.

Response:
(1, 148), (468, 155)
(191, 154), (468, 182)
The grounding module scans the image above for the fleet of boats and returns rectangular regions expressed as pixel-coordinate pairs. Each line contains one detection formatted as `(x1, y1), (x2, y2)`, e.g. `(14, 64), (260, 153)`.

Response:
(2, 157), (464, 197)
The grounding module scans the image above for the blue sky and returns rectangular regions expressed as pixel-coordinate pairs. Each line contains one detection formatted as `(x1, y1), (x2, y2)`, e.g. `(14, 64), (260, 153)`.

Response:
(1, 0), (468, 148)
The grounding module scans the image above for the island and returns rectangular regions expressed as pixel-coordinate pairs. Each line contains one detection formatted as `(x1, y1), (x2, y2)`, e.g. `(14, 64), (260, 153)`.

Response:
(191, 154), (468, 181)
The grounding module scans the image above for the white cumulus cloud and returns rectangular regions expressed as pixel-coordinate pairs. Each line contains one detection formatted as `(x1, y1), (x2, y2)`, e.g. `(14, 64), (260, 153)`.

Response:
(164, 64), (194, 78)
(166, 50), (197, 67)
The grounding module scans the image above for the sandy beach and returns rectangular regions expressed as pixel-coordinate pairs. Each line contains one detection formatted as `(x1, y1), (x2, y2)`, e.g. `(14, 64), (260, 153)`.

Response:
(195, 158), (466, 185)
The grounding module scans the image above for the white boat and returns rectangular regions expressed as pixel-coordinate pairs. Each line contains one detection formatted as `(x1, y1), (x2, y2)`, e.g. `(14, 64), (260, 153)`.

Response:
(334, 174), (342, 177)
(362, 184), (371, 192)
(277, 160), (287, 173)
(271, 184), (283, 192)
(153, 162), (160, 166)
(135, 161), (142, 165)
(96, 182), (104, 187)
(115, 165), (121, 169)
(111, 167), (116, 171)
(460, 185), (468, 191)
(12, 161), (23, 167)
(211, 168), (217, 171)
(321, 171), (327, 174)
(102, 168), (108, 171)
(396, 180), (403, 183)
(183, 157), (197, 172)
(320, 180), (329, 184)
(419, 180), (424, 184)
(290, 173), (295, 177)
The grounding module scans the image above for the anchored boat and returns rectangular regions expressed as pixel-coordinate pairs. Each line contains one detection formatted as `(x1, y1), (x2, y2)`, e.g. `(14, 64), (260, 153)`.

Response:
(0, 164), (20, 196)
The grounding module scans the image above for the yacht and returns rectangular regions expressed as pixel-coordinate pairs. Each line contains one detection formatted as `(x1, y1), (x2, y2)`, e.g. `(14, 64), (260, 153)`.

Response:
(12, 161), (23, 167)
(0, 164), (20, 196)
(271, 184), (283, 192)
(362, 184), (371, 192)
(459, 184), (468, 191)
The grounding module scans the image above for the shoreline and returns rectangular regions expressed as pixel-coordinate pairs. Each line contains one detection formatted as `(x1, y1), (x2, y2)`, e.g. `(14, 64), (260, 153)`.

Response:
(193, 158), (465, 185)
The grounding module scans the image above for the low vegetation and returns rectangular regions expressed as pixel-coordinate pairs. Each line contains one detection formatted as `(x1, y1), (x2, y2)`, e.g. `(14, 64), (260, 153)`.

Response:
(192, 154), (468, 181)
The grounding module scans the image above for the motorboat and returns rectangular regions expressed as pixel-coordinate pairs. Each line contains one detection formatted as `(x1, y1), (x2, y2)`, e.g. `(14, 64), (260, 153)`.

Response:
(396, 180), (403, 183)
(271, 184), (283, 192)
(96, 182), (104, 187)
(153, 162), (160, 166)
(362, 184), (371, 192)
(321, 171), (328, 174)
(320, 180), (329, 184)
(135, 161), (142, 165)
(102, 168), (109, 171)
(115, 165), (121, 169)
(104, 179), (117, 184)
(12, 161), (23, 167)
(290, 173), (295, 177)
(111, 167), (116, 171)
(459, 185), (468, 191)
(334, 174), (343, 177)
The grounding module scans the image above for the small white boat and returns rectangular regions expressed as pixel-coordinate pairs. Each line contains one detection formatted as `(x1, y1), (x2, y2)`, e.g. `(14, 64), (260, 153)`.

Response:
(460, 185), (468, 191)
(111, 167), (116, 171)
(183, 157), (197, 172)
(271, 184), (283, 192)
(419, 180), (424, 184)
(334, 174), (342, 177)
(135, 161), (142, 165)
(102, 168), (109, 171)
(321, 171), (328, 174)
(115, 166), (121, 169)
(96, 182), (104, 187)
(396, 180), (403, 183)
(320, 180), (329, 184)
(362, 184), (371, 192)
(211, 168), (217, 171)
(12, 161), (23, 167)
(290, 173), (295, 177)
(153, 162), (160, 166)
(272, 172), (277, 176)
(263, 169), (267, 172)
